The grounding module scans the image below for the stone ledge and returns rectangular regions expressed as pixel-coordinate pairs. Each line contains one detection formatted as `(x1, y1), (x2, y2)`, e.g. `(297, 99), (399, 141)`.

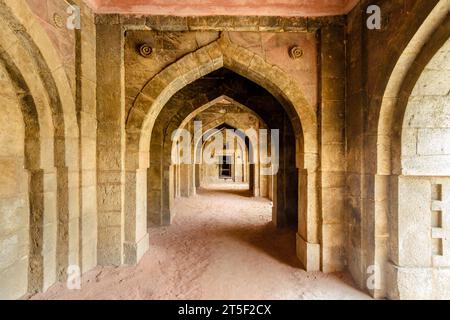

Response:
(95, 14), (346, 32)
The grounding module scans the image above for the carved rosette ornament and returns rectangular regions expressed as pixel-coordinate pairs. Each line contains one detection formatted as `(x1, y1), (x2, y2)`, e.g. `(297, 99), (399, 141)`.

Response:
(53, 13), (65, 29)
(289, 46), (303, 59)
(139, 44), (153, 57)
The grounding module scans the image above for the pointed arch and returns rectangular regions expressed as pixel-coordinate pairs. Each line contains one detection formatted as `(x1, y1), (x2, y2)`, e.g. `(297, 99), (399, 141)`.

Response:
(126, 34), (317, 169)
(0, 0), (80, 297)
(372, 2), (450, 299)
(123, 34), (319, 270)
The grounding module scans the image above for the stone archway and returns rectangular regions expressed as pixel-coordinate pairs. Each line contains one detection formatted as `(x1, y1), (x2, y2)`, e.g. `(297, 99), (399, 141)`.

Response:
(194, 122), (258, 196)
(374, 2), (450, 299)
(196, 123), (252, 187)
(124, 34), (320, 271)
(0, 52), (43, 299)
(149, 67), (297, 231)
(0, 0), (80, 298)
(171, 97), (268, 206)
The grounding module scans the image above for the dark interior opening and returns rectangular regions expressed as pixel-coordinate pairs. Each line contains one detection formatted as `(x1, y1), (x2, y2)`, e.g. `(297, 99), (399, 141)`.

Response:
(219, 155), (232, 178)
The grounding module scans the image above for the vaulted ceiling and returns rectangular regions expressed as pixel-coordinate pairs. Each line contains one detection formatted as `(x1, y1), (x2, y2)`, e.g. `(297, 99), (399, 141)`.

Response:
(83, 0), (360, 17)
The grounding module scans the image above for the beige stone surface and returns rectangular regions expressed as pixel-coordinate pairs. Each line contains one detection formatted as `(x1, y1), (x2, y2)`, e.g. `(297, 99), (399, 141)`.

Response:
(403, 40), (450, 176)
(0, 63), (29, 300)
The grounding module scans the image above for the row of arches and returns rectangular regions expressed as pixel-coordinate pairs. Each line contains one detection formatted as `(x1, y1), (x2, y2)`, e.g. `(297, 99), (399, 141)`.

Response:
(0, 0), (448, 300)
(121, 34), (320, 268)
(172, 100), (267, 198)
(119, 6), (450, 298)
(0, 0), (80, 298)
(147, 68), (296, 227)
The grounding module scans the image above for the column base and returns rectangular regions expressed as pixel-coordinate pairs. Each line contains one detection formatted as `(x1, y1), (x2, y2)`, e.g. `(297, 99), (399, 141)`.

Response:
(386, 262), (450, 300)
(123, 233), (149, 265)
(296, 233), (320, 271)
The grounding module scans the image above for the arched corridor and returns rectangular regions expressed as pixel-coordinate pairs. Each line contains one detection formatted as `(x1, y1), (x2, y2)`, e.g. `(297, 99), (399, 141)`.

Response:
(1, 0), (449, 301)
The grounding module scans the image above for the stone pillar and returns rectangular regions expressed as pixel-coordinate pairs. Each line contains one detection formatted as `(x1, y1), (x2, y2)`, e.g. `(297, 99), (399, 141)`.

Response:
(195, 163), (200, 190)
(173, 164), (178, 198)
(273, 168), (286, 228)
(148, 134), (163, 226)
(56, 166), (70, 281)
(123, 167), (149, 265)
(234, 147), (243, 183)
(272, 120), (288, 228)
(296, 168), (320, 271)
(253, 163), (260, 197)
(243, 148), (248, 183)
(268, 174), (273, 201)
(319, 25), (346, 272)
(96, 23), (124, 266)
(77, 2), (98, 273)
(160, 164), (173, 225)
(180, 164), (191, 197)
(28, 169), (46, 293)
(253, 135), (260, 196)
(249, 163), (255, 194)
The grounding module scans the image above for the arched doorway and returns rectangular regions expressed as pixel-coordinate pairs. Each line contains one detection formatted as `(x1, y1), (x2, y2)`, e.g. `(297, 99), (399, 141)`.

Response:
(374, 2), (450, 299)
(124, 35), (319, 271)
(0, 0), (80, 299)
(148, 68), (297, 228)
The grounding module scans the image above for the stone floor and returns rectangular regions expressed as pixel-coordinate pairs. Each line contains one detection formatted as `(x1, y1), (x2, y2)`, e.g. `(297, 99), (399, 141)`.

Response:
(29, 183), (370, 300)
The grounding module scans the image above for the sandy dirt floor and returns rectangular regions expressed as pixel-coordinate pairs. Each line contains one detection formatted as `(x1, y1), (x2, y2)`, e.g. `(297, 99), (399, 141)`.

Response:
(29, 184), (371, 300)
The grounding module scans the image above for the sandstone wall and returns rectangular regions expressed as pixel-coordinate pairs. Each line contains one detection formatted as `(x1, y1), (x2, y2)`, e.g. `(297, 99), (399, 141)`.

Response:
(402, 40), (450, 176)
(0, 64), (29, 299)
(389, 38), (450, 299)
(345, 0), (445, 298)
(2, 0), (448, 300)
(0, 0), (97, 299)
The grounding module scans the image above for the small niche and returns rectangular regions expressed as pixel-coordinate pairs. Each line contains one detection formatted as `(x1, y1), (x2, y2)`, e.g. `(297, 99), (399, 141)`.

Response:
(432, 238), (443, 256)
(431, 184), (442, 201)
(431, 210), (443, 228)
